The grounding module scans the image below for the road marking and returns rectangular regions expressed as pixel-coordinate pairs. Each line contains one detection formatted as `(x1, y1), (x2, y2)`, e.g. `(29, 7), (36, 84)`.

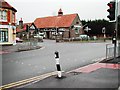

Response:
(0, 71), (58, 90)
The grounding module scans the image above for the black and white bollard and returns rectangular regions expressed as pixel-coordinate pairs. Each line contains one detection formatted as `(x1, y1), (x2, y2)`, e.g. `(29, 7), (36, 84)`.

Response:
(55, 51), (62, 78)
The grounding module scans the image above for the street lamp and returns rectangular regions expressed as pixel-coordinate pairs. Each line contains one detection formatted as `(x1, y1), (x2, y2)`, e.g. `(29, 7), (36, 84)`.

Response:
(12, 26), (16, 45)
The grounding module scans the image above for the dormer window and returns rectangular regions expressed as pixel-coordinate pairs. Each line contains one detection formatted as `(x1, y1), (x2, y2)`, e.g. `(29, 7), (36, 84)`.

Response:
(0, 10), (7, 22)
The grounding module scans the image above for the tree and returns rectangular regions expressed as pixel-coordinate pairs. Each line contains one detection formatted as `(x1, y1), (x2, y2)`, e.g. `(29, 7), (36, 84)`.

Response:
(81, 19), (115, 37)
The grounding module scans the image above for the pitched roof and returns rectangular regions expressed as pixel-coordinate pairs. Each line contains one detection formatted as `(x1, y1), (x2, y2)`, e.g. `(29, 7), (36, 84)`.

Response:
(0, 0), (17, 12)
(34, 14), (77, 28)
(16, 23), (32, 33)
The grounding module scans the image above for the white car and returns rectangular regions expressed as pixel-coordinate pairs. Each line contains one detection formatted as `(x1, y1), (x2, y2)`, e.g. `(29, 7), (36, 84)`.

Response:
(76, 34), (90, 40)
(34, 34), (43, 42)
(16, 37), (23, 43)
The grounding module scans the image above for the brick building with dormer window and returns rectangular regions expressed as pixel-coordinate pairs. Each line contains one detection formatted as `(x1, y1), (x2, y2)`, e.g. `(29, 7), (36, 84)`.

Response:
(16, 9), (84, 40)
(0, 0), (17, 45)
(34, 9), (83, 40)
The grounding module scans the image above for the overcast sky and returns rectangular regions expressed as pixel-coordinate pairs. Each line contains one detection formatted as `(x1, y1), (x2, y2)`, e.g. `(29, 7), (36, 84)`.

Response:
(5, 0), (120, 23)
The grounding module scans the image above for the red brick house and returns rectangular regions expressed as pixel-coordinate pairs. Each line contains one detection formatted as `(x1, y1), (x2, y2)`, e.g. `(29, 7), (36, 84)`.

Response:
(16, 9), (84, 40)
(0, 0), (17, 45)
(34, 9), (83, 39)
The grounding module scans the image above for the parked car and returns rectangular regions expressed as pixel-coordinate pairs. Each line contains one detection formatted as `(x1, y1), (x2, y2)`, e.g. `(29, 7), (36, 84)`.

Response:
(76, 34), (90, 40)
(34, 34), (43, 42)
(16, 37), (23, 43)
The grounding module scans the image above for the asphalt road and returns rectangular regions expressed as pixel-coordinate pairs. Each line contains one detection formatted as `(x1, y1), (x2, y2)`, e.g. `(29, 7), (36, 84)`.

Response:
(2, 40), (111, 85)
(25, 68), (119, 89)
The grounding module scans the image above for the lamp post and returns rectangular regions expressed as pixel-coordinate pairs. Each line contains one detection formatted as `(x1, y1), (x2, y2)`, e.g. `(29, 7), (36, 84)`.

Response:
(12, 26), (16, 45)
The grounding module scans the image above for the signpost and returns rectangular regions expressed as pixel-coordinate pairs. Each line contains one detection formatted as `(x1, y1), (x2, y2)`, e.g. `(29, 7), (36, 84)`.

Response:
(102, 27), (106, 42)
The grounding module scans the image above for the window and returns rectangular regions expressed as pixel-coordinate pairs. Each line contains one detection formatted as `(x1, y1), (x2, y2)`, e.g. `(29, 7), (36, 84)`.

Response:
(0, 10), (3, 20)
(3, 10), (7, 20)
(0, 10), (7, 21)
(0, 28), (8, 42)
(75, 27), (80, 34)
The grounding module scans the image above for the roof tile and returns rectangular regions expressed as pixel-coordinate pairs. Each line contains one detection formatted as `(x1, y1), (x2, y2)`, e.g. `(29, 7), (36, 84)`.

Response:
(0, 0), (17, 12)
(34, 14), (77, 28)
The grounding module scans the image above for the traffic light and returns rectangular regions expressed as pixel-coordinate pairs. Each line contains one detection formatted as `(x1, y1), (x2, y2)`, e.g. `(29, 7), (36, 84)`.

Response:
(107, 1), (116, 21)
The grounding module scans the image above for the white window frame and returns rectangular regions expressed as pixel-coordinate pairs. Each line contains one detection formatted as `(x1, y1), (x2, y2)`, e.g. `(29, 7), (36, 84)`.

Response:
(75, 27), (80, 34)
(0, 9), (7, 22)
(0, 28), (8, 42)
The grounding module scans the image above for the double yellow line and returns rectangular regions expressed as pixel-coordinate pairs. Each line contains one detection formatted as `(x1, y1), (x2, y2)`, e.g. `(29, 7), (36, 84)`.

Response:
(0, 71), (57, 90)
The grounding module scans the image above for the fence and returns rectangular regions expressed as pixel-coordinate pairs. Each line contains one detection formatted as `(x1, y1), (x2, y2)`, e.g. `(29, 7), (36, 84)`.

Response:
(106, 43), (120, 59)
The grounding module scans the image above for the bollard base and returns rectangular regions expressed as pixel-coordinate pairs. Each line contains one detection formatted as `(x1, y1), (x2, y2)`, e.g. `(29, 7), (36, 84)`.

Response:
(55, 76), (66, 79)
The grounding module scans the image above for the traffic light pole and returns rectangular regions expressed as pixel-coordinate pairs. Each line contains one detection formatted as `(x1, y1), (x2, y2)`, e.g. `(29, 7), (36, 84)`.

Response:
(114, 0), (118, 61)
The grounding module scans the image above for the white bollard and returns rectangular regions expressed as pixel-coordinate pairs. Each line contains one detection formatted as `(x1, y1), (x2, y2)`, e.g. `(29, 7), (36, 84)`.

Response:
(118, 86), (120, 90)
(55, 51), (62, 78)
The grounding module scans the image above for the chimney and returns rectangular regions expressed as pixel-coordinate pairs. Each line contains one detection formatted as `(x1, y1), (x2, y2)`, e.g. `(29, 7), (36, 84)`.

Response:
(58, 8), (63, 16)
(19, 18), (23, 29)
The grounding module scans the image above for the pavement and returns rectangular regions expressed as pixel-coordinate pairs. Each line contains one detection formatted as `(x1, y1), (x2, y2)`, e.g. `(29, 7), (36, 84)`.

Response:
(14, 57), (120, 90)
